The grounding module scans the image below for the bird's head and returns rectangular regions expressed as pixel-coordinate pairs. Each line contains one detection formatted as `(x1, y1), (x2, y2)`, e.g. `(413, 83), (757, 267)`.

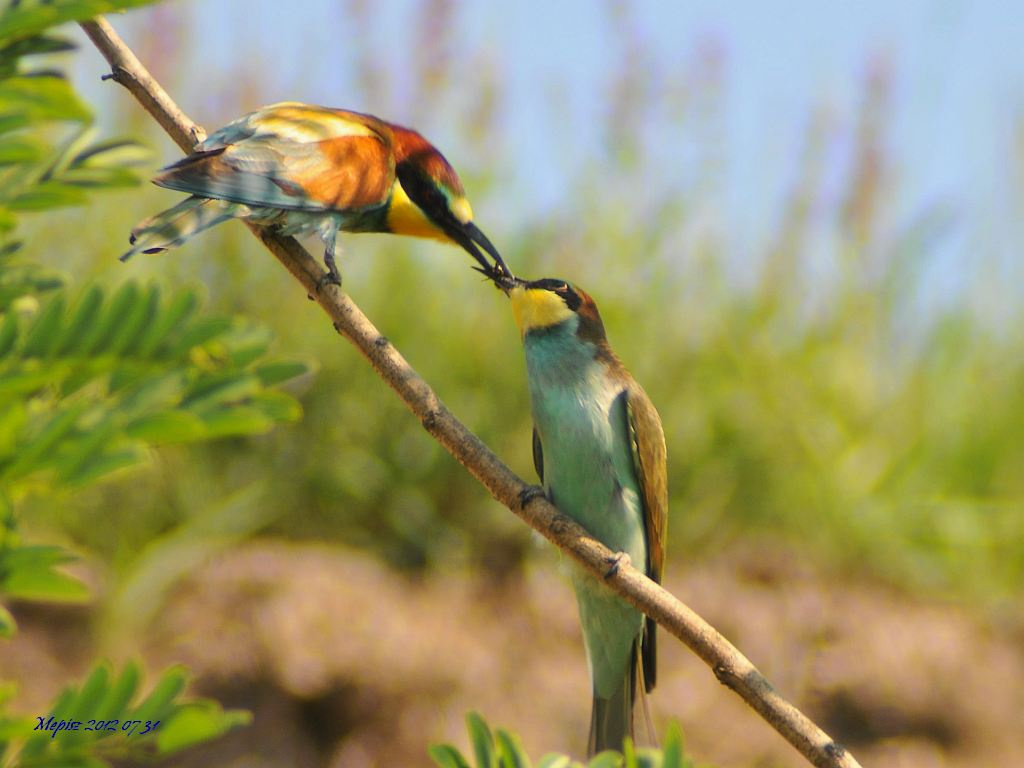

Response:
(388, 127), (512, 278)
(483, 272), (608, 343)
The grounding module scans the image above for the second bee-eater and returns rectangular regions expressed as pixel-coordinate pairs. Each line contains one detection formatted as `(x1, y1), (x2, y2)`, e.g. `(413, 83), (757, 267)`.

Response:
(489, 273), (668, 755)
(123, 102), (511, 284)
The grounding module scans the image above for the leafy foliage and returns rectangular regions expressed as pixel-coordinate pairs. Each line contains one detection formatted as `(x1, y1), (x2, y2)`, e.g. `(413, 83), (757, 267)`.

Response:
(0, 1), (155, 46)
(0, 1), (154, 256)
(0, 660), (250, 767)
(0, 7), (306, 766)
(0, 543), (88, 603)
(0, 279), (306, 633)
(0, 0), (307, 630)
(429, 712), (702, 768)
(0, 280), (305, 494)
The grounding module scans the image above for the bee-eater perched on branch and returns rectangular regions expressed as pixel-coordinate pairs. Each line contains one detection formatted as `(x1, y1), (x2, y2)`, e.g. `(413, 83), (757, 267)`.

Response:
(485, 270), (668, 756)
(123, 102), (511, 284)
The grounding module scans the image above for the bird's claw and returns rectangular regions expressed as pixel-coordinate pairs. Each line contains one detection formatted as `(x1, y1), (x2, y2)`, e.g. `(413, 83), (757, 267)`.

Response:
(603, 551), (631, 580)
(518, 485), (545, 510)
(316, 251), (342, 292)
(313, 272), (342, 292)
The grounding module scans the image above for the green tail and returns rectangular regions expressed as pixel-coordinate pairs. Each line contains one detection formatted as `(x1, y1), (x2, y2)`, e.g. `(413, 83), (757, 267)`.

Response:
(122, 196), (246, 261)
(587, 642), (645, 756)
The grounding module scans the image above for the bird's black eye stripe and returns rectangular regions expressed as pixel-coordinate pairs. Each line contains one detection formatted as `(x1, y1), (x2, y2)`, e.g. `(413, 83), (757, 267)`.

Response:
(396, 161), (452, 223)
(562, 290), (581, 311)
(528, 278), (581, 311)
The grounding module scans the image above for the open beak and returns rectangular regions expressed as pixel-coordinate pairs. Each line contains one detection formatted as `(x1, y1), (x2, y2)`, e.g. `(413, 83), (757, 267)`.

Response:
(449, 220), (514, 281)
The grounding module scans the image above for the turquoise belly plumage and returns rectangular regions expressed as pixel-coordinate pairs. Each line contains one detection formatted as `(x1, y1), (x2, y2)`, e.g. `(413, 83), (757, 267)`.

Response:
(507, 277), (667, 756)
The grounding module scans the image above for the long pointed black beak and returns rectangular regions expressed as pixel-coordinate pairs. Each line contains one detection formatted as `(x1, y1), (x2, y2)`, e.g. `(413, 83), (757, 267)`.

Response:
(450, 220), (514, 281)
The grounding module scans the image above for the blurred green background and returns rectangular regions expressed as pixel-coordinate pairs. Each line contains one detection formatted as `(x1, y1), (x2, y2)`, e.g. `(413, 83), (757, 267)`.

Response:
(6, 1), (1024, 766)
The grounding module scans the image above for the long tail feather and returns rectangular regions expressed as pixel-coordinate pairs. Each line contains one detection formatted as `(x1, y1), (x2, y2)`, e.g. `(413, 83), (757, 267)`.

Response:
(588, 642), (651, 756)
(121, 196), (247, 261)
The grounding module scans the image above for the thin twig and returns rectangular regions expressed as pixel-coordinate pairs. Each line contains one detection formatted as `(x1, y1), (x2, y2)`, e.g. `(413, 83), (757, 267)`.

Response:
(79, 16), (862, 768)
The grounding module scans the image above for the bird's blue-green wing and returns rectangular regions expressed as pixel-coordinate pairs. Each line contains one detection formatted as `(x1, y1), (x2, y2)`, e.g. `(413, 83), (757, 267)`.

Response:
(624, 384), (667, 583)
(154, 102), (396, 213)
(624, 383), (668, 691)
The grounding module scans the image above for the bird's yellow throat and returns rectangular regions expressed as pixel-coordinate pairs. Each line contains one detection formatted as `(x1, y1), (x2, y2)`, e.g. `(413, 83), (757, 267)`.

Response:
(386, 181), (447, 241)
(510, 286), (575, 335)
(386, 182), (474, 244)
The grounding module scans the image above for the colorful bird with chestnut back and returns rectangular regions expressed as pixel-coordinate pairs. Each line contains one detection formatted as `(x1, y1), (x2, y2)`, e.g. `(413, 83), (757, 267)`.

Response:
(123, 102), (511, 285)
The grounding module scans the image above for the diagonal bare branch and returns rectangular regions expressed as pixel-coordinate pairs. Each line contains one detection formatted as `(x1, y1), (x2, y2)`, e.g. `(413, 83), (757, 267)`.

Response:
(79, 16), (862, 768)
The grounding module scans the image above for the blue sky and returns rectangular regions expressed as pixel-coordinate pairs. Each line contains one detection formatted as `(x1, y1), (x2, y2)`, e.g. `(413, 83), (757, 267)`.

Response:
(76, 1), (1024, 314)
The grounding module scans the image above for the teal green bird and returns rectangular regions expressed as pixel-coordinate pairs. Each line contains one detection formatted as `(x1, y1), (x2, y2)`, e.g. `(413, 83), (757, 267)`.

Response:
(493, 274), (668, 755)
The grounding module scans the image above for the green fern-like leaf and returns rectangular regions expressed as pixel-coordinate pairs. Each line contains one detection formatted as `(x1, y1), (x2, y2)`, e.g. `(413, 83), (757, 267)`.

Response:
(0, 10), (153, 258)
(494, 728), (532, 768)
(3, 661), (250, 767)
(0, 74), (90, 123)
(588, 753), (624, 768)
(0, 603), (13, 637)
(0, 282), (308, 494)
(429, 714), (705, 768)
(535, 756), (577, 768)
(0, 1), (158, 44)
(429, 744), (475, 768)
(0, 7), (251, 768)
(467, 711), (497, 768)
(0, 543), (89, 602)
(659, 722), (690, 768)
